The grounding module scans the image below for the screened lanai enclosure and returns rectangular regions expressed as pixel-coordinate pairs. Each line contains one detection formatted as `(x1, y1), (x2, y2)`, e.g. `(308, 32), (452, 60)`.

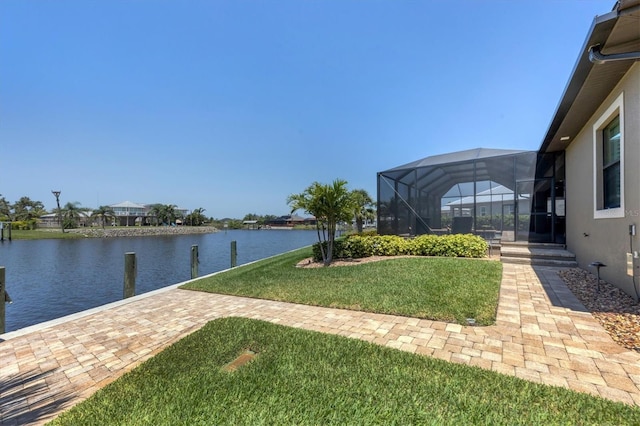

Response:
(377, 148), (566, 243)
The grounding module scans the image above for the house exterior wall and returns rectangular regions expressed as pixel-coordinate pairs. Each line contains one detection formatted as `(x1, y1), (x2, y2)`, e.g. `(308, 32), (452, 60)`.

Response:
(565, 63), (640, 297)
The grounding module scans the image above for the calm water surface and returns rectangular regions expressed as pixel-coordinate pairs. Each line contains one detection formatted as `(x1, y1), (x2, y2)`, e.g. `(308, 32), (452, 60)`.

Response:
(0, 229), (316, 333)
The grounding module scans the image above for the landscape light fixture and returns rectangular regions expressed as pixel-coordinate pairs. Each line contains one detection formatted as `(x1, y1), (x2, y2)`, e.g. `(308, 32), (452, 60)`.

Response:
(589, 261), (606, 293)
(52, 190), (64, 233)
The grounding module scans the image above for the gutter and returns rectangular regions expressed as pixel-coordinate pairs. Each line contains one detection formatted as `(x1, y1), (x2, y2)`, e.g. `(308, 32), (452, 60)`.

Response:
(589, 44), (640, 63)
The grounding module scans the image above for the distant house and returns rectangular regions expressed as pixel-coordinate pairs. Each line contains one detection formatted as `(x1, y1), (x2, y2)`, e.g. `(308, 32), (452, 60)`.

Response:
(242, 220), (259, 230)
(110, 201), (189, 226)
(267, 214), (317, 227)
(110, 201), (147, 226)
(378, 0), (640, 297)
(39, 211), (94, 228)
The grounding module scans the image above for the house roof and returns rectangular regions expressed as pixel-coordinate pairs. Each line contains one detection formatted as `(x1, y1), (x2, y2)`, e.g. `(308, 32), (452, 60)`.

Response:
(540, 0), (640, 153)
(381, 148), (531, 172)
(379, 148), (537, 198)
(110, 201), (146, 209)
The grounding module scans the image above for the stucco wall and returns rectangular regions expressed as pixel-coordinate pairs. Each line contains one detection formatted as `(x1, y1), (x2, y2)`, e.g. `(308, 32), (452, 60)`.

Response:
(565, 63), (639, 298)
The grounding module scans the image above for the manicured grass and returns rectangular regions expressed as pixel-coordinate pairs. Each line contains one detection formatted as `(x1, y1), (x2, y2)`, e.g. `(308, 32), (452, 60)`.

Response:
(182, 248), (502, 325)
(7, 229), (84, 240)
(51, 318), (640, 425)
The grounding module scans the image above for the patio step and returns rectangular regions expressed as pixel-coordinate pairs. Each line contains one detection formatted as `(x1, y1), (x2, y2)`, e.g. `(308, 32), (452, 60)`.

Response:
(500, 242), (577, 267)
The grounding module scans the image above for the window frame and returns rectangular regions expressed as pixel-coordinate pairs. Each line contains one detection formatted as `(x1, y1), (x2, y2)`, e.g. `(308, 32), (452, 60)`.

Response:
(592, 92), (624, 219)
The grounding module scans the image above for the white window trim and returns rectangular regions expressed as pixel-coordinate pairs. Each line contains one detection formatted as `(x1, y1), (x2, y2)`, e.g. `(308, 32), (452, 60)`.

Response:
(593, 92), (624, 219)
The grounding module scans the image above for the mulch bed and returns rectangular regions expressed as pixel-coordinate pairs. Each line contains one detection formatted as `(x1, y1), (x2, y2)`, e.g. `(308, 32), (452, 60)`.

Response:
(559, 268), (640, 352)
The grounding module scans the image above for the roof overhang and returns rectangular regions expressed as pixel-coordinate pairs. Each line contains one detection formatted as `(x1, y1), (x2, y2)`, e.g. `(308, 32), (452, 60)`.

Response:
(540, 0), (640, 153)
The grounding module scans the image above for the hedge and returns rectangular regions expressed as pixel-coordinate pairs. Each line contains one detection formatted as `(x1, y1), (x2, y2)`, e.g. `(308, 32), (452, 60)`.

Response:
(312, 233), (488, 262)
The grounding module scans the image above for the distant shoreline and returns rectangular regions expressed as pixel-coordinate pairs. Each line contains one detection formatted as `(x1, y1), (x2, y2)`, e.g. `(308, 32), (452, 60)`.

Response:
(64, 226), (220, 238)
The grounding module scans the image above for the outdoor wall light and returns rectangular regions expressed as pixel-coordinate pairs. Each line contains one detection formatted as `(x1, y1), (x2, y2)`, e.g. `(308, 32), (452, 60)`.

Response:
(560, 136), (571, 141)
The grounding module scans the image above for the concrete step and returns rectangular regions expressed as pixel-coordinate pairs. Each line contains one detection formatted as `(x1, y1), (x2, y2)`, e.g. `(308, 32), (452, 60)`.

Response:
(499, 241), (576, 267)
(500, 256), (578, 267)
(500, 241), (566, 249)
(500, 246), (576, 261)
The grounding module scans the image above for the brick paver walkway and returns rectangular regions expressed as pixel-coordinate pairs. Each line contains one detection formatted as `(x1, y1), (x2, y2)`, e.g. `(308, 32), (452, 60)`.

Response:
(1, 263), (639, 424)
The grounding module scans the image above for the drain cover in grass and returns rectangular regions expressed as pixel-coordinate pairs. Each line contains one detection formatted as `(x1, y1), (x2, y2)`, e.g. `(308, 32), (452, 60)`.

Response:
(223, 349), (257, 372)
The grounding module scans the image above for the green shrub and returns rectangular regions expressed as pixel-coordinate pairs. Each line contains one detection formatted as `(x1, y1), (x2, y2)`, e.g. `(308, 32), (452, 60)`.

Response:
(312, 233), (488, 261)
(10, 220), (37, 230)
(312, 239), (347, 262)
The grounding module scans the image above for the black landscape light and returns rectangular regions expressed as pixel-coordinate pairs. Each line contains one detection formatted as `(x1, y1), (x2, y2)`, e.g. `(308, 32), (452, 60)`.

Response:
(589, 261), (606, 293)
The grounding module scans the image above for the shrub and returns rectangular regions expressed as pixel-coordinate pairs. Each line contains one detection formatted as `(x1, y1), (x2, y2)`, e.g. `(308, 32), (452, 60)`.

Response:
(312, 233), (488, 261)
(10, 220), (37, 230)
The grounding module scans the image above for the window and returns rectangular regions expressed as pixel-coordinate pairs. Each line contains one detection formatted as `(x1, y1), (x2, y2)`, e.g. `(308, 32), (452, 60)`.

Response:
(603, 116), (621, 209)
(479, 206), (487, 216)
(593, 93), (624, 219)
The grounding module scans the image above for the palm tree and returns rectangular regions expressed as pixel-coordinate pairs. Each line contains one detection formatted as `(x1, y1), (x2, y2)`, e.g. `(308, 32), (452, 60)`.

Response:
(61, 202), (90, 229)
(13, 196), (46, 222)
(91, 205), (116, 229)
(147, 204), (163, 226)
(188, 208), (207, 226)
(351, 189), (375, 233)
(288, 179), (354, 265)
(148, 204), (177, 225)
(0, 195), (13, 221)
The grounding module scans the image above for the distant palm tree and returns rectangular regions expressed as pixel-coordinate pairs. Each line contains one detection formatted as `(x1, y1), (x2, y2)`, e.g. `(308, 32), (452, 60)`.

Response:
(148, 204), (177, 226)
(13, 196), (46, 222)
(351, 189), (375, 233)
(147, 204), (163, 226)
(91, 205), (116, 229)
(61, 202), (90, 229)
(188, 208), (207, 226)
(0, 194), (11, 221)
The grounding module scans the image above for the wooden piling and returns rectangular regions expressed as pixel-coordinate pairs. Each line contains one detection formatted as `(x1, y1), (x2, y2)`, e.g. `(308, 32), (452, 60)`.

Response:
(231, 240), (237, 268)
(191, 245), (198, 279)
(124, 252), (136, 299)
(0, 267), (5, 334)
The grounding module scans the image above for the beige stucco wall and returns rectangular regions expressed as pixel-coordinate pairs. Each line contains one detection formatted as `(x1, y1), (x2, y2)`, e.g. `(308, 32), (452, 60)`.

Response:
(565, 63), (639, 298)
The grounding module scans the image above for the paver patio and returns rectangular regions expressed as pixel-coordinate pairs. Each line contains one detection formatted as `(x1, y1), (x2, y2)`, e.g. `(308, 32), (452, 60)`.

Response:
(1, 262), (639, 425)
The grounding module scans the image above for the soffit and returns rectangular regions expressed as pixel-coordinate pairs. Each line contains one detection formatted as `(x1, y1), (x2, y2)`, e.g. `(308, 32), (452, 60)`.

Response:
(541, 1), (640, 153)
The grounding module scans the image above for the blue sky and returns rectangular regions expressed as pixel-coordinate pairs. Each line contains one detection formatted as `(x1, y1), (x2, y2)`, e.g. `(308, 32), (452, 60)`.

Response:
(1, 0), (610, 218)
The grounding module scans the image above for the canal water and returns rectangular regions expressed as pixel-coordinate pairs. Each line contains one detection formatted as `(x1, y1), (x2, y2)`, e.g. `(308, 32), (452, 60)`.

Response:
(0, 229), (317, 333)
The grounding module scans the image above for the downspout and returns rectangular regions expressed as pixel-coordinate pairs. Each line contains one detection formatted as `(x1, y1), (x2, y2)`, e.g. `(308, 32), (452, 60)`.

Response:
(588, 45), (640, 64)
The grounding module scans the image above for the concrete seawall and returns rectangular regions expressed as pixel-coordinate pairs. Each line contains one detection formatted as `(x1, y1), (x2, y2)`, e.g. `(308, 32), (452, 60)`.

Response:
(64, 226), (219, 238)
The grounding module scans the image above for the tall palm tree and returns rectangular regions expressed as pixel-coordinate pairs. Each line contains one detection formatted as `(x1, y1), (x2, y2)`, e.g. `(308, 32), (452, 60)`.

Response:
(0, 194), (11, 221)
(288, 179), (354, 265)
(61, 202), (90, 229)
(188, 208), (207, 226)
(147, 204), (163, 226)
(91, 205), (116, 229)
(351, 189), (375, 233)
(13, 196), (45, 222)
(148, 204), (177, 226)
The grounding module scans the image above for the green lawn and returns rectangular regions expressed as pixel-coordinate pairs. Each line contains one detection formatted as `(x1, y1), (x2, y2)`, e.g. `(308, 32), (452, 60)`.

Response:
(182, 248), (502, 325)
(50, 318), (640, 425)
